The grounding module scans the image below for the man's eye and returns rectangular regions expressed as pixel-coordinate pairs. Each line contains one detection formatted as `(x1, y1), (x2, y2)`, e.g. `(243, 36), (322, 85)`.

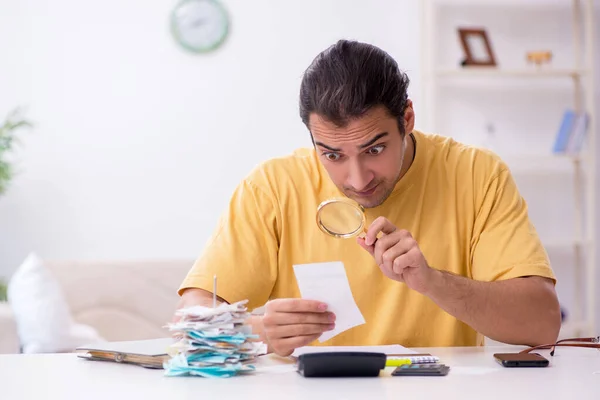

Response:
(324, 152), (341, 161)
(367, 145), (385, 155)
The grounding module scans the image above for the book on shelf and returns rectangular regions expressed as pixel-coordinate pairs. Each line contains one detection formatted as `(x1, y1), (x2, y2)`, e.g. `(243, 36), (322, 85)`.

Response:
(552, 109), (589, 155)
(566, 112), (589, 154)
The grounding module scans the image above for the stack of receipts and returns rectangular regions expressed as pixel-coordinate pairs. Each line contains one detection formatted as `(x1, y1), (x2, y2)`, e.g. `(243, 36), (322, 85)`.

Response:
(163, 300), (267, 378)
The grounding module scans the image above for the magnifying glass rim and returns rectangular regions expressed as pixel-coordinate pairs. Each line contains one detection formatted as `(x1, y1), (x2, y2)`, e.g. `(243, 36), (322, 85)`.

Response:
(316, 197), (366, 239)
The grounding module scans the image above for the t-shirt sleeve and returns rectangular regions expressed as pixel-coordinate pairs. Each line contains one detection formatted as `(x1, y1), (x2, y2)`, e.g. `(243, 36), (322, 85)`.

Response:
(470, 166), (556, 284)
(178, 177), (280, 311)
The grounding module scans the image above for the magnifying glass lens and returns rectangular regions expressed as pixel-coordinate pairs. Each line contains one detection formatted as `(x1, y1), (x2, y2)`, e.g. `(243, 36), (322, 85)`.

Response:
(316, 199), (366, 238)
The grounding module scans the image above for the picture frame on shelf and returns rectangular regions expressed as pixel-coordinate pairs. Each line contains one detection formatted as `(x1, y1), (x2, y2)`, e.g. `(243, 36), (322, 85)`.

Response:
(458, 28), (497, 67)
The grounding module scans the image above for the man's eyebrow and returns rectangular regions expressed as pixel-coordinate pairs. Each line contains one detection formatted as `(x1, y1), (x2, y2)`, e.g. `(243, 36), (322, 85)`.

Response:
(314, 132), (389, 152)
(314, 141), (341, 152)
(359, 132), (388, 149)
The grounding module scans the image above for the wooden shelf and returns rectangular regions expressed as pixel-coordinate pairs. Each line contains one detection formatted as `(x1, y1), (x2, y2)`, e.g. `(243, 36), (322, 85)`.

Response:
(502, 154), (581, 174)
(434, 68), (588, 79)
(541, 239), (590, 250)
(423, 0), (597, 337)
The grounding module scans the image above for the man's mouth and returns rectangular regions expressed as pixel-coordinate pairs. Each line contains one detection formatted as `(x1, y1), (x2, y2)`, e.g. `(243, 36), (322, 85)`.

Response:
(354, 184), (379, 197)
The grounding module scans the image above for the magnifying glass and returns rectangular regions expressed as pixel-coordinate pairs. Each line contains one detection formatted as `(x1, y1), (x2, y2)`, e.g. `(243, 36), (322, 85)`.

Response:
(316, 197), (367, 239)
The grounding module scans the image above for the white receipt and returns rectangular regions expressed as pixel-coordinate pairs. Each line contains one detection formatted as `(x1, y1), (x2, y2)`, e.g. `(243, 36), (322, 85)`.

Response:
(293, 261), (365, 342)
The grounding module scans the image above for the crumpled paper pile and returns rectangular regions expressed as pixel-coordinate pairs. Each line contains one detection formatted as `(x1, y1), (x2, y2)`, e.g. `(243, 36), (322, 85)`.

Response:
(164, 300), (266, 378)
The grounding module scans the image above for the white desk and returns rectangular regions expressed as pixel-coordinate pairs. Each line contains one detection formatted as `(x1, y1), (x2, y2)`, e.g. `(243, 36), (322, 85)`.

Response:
(1, 346), (599, 400)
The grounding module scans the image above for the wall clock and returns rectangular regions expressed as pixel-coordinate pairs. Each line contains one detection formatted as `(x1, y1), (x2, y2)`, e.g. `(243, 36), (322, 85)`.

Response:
(170, 0), (230, 53)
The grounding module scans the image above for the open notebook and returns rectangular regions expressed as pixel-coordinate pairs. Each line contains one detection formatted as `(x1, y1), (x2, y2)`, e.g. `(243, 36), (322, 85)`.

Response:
(75, 338), (175, 369)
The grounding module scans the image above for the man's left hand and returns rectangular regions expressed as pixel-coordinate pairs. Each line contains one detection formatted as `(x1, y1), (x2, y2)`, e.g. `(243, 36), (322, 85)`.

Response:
(357, 217), (435, 294)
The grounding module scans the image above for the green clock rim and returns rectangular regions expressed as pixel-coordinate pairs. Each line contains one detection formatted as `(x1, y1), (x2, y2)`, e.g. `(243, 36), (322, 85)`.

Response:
(170, 0), (230, 54)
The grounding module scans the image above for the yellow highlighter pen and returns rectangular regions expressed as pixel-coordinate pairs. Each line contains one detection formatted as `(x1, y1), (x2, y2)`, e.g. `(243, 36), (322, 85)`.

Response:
(385, 358), (412, 367)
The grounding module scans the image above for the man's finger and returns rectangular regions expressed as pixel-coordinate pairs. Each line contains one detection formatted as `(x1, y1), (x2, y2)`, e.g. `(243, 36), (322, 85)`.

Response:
(392, 253), (412, 275)
(373, 233), (402, 266)
(365, 217), (397, 246)
(379, 239), (413, 271)
(269, 311), (335, 325)
(269, 298), (328, 313)
(357, 237), (375, 255)
(274, 323), (335, 338)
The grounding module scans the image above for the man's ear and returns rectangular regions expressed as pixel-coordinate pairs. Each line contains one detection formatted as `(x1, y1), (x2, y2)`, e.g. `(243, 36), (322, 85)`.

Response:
(404, 99), (415, 133)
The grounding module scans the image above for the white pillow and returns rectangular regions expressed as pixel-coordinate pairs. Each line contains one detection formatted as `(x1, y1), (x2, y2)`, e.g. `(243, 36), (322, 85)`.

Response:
(7, 253), (105, 353)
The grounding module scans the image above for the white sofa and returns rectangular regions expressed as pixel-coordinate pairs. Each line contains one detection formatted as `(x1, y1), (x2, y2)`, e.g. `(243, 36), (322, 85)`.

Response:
(0, 259), (194, 354)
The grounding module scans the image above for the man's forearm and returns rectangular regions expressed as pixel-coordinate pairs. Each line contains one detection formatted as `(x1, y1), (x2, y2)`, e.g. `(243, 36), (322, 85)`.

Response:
(423, 269), (561, 346)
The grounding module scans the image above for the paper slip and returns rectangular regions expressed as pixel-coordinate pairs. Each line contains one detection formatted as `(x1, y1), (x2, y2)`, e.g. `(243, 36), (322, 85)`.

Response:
(292, 344), (417, 358)
(293, 261), (365, 342)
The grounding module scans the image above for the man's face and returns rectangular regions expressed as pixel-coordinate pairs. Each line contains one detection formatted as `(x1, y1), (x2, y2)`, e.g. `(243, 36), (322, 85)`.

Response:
(309, 104), (414, 209)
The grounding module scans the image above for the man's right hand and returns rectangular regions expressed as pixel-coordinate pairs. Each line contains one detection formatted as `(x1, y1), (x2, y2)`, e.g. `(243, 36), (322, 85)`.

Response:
(261, 298), (336, 357)
(173, 288), (222, 323)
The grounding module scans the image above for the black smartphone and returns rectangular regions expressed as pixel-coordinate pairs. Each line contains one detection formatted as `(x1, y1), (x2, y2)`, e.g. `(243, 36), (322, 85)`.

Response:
(391, 363), (450, 376)
(493, 352), (549, 368)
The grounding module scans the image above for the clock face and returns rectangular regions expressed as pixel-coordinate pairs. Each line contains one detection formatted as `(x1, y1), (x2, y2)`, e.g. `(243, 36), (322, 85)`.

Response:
(171, 0), (229, 53)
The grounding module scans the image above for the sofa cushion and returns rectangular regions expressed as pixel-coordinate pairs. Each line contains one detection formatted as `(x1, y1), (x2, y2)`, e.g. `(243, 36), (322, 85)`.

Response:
(43, 258), (192, 342)
(7, 253), (105, 353)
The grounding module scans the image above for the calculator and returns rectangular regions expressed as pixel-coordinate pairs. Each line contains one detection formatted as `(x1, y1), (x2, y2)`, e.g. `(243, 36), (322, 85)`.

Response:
(391, 363), (450, 376)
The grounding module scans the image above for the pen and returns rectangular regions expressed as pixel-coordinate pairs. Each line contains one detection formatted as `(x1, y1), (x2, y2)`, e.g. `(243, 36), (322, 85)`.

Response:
(385, 358), (412, 367)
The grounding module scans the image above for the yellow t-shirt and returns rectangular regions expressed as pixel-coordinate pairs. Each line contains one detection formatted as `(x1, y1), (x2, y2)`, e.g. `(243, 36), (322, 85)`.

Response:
(179, 130), (556, 347)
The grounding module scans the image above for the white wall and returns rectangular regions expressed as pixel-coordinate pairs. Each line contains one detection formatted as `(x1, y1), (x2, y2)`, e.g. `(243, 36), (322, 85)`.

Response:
(0, 0), (422, 276)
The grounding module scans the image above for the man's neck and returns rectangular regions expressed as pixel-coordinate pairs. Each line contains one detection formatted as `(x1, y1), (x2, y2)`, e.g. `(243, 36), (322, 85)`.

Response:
(399, 132), (416, 179)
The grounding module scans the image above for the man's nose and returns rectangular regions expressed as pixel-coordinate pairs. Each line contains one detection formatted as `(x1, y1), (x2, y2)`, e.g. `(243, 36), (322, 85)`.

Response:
(347, 160), (373, 191)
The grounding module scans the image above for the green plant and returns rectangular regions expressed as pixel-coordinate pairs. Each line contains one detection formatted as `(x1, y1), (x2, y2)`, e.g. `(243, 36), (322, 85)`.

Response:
(0, 279), (6, 302)
(0, 108), (33, 195)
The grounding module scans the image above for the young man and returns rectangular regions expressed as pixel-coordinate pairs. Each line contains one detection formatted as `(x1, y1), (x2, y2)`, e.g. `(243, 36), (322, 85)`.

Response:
(176, 40), (561, 357)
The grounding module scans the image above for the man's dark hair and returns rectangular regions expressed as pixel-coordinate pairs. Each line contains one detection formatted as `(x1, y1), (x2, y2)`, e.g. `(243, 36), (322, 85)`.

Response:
(299, 39), (410, 135)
